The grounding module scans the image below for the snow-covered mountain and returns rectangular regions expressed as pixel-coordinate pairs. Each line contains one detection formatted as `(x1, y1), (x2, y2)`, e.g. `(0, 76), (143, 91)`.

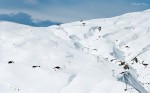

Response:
(0, 9), (150, 93)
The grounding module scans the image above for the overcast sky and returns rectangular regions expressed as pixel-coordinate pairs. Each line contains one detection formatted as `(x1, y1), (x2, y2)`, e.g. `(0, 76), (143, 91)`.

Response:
(0, 0), (150, 23)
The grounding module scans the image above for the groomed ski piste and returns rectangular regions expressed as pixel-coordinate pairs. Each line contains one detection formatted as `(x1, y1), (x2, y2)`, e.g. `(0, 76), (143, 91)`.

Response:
(0, 9), (150, 93)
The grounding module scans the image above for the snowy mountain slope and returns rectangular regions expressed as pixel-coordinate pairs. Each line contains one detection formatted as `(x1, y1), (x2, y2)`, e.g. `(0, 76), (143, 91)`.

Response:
(0, 9), (150, 93)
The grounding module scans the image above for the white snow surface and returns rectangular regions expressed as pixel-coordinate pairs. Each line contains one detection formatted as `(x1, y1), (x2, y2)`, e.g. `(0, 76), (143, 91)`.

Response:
(0, 9), (150, 93)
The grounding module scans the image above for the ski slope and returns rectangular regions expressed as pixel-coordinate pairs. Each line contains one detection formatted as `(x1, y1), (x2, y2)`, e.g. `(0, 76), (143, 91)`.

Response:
(0, 9), (150, 93)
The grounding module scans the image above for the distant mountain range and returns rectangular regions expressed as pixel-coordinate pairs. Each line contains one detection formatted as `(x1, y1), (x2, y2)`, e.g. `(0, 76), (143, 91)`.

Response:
(0, 12), (61, 27)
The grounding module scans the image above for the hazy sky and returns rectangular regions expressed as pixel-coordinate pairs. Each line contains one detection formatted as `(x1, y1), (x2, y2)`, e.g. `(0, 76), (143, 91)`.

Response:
(0, 0), (150, 23)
